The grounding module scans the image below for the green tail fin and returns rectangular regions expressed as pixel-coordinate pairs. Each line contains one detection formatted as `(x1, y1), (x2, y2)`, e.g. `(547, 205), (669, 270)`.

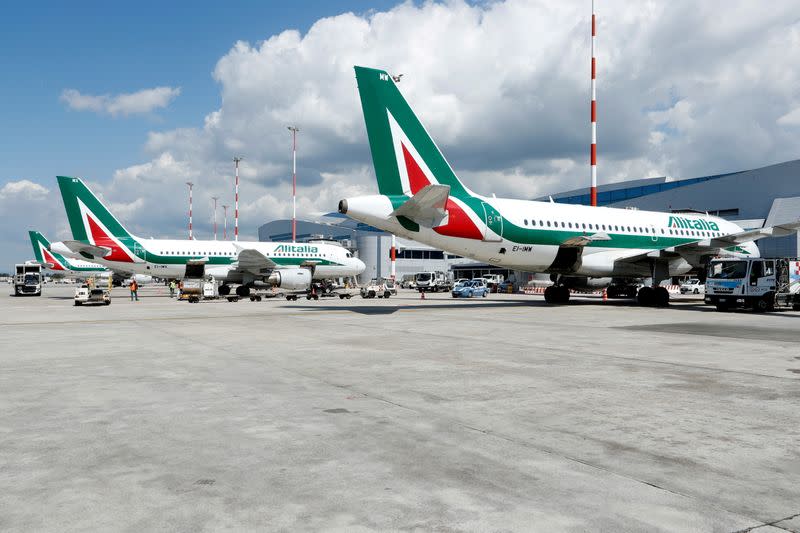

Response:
(354, 66), (472, 199)
(28, 230), (47, 262)
(57, 176), (136, 242)
(28, 230), (72, 270)
(56, 176), (140, 263)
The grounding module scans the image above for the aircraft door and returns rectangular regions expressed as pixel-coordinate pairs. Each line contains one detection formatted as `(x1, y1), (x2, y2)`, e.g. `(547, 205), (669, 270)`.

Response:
(482, 202), (503, 242)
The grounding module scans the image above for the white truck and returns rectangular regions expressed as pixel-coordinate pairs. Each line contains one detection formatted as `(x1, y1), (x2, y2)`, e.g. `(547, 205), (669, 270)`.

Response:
(705, 257), (800, 312)
(415, 271), (451, 292)
(14, 263), (42, 296)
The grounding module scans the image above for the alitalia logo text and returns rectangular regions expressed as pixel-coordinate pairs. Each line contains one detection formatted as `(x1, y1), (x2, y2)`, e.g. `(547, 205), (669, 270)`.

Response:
(668, 216), (719, 231)
(274, 244), (318, 253)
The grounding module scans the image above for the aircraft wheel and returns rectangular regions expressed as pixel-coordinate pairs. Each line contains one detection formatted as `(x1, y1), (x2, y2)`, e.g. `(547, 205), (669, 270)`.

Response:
(105, 301), (111, 305)
(544, 286), (555, 304)
(637, 286), (654, 306)
(654, 287), (670, 307)
(693, 288), (699, 294)
(250, 295), (257, 302)
(339, 294), (345, 299)
(235, 285), (250, 297)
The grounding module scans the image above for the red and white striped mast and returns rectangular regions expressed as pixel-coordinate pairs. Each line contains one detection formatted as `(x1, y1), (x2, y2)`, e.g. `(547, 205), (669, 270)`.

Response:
(590, 0), (598, 207)
(186, 181), (194, 239)
(222, 204), (229, 240)
(233, 156), (242, 241)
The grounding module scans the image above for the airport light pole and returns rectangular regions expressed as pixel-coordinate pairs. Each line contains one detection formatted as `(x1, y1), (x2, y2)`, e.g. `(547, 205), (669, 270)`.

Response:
(186, 181), (194, 239)
(222, 204), (229, 240)
(287, 126), (300, 243)
(233, 156), (243, 241)
(211, 196), (219, 240)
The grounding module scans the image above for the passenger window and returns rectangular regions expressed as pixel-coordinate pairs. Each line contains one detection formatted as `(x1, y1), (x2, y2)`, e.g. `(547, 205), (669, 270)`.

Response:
(524, 219), (528, 225)
(567, 222), (572, 228)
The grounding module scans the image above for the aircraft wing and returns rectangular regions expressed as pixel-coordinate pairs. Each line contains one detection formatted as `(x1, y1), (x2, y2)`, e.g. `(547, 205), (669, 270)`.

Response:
(232, 246), (278, 275)
(391, 184), (450, 227)
(611, 219), (800, 268)
(561, 232), (611, 247)
(665, 219), (800, 254)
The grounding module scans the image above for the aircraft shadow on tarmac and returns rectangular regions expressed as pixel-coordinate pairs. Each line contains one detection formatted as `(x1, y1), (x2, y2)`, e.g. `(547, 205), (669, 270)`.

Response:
(286, 300), (540, 315)
(285, 297), (799, 317)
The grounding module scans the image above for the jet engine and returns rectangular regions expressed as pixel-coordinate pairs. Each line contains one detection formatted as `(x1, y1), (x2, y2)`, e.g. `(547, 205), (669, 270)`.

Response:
(267, 268), (312, 290)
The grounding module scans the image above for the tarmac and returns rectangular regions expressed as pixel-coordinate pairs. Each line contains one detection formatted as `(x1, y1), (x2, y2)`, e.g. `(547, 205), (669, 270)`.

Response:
(1, 284), (799, 532)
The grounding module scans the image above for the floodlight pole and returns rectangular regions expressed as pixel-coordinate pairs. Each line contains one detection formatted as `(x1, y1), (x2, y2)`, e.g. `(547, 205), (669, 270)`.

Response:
(287, 126), (299, 243)
(186, 182), (194, 239)
(222, 205), (229, 240)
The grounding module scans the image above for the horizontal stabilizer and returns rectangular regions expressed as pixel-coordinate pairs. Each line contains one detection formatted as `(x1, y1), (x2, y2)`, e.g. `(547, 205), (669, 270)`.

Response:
(391, 184), (450, 228)
(57, 240), (112, 259)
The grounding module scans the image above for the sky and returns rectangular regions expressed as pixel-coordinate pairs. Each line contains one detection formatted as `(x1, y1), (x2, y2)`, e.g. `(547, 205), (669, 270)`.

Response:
(1, 0), (799, 270)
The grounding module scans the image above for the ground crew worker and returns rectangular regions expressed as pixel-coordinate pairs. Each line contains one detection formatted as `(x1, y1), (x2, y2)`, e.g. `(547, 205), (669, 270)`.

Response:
(169, 280), (176, 298)
(129, 279), (139, 301)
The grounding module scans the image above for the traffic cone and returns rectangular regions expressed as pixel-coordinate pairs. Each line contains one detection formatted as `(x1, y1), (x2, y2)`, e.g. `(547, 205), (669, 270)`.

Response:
(602, 288), (608, 301)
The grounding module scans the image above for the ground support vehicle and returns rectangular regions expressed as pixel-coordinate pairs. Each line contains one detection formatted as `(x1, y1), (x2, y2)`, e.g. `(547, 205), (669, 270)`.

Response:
(361, 279), (392, 299)
(451, 279), (489, 298)
(705, 258), (800, 312)
(14, 263), (42, 296)
(481, 274), (505, 292)
(74, 285), (110, 306)
(415, 271), (451, 292)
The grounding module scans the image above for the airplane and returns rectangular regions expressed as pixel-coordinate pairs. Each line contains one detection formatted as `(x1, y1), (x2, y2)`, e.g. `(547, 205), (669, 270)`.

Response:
(338, 66), (800, 306)
(29, 230), (153, 286)
(54, 176), (366, 297)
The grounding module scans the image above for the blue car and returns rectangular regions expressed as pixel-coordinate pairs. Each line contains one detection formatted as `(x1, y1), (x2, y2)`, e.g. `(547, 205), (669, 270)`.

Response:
(451, 279), (489, 298)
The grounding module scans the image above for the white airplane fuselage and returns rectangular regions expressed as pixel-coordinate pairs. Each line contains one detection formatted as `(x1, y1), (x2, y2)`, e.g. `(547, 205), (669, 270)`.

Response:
(342, 195), (757, 279)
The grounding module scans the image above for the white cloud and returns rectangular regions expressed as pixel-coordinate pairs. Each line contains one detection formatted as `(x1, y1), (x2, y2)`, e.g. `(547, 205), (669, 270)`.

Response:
(55, 0), (800, 244)
(60, 86), (181, 116)
(0, 180), (49, 200)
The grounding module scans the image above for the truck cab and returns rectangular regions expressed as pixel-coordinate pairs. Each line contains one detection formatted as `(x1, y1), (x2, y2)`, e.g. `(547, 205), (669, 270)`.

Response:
(705, 258), (800, 311)
(14, 263), (42, 296)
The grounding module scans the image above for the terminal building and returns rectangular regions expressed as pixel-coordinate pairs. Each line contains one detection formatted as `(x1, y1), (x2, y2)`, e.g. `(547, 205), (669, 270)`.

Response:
(259, 159), (800, 285)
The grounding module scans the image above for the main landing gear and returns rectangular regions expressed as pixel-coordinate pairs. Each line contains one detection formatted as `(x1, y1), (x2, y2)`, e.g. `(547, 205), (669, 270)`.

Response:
(637, 286), (669, 307)
(544, 285), (570, 304)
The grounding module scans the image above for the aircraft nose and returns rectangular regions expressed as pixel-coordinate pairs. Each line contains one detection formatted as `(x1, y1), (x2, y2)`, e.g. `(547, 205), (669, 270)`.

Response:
(355, 258), (366, 274)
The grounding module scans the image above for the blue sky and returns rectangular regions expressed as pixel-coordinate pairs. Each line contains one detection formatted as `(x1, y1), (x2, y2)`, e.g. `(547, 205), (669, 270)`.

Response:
(0, 0), (397, 183)
(1, 0), (798, 270)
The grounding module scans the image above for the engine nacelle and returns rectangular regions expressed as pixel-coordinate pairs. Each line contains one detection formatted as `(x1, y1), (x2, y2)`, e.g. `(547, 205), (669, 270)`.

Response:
(267, 268), (312, 290)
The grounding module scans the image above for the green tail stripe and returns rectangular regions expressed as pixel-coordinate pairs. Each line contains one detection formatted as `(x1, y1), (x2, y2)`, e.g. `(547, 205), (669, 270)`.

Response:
(355, 66), (470, 199)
